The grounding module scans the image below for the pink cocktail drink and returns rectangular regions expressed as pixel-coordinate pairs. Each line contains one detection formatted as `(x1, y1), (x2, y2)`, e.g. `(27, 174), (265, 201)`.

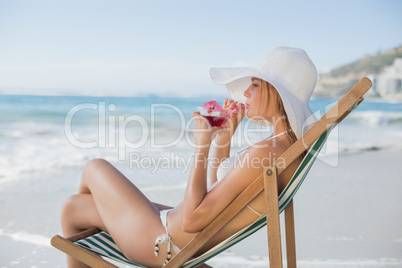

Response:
(198, 100), (247, 127)
(202, 115), (228, 127)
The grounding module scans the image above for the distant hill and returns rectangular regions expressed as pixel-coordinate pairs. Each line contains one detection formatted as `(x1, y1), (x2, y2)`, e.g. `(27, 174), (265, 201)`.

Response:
(314, 45), (402, 98)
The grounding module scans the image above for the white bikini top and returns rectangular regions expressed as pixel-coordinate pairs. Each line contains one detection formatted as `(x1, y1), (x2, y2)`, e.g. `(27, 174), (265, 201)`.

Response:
(208, 131), (288, 192)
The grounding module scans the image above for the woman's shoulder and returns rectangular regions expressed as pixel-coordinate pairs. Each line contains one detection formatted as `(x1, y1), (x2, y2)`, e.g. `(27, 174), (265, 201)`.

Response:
(244, 135), (292, 167)
(247, 135), (292, 154)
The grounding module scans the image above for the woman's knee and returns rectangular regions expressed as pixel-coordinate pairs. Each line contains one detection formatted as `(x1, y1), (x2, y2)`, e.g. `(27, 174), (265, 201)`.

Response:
(61, 194), (82, 222)
(81, 158), (111, 184)
(61, 194), (104, 231)
(84, 158), (110, 173)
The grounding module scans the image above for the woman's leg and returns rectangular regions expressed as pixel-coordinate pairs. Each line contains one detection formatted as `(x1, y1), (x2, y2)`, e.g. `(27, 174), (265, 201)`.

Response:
(61, 158), (167, 267)
(61, 194), (105, 268)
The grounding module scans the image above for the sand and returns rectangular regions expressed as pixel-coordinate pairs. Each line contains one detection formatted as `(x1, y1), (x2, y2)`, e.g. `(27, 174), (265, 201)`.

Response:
(1, 149), (402, 267)
(214, 148), (402, 267)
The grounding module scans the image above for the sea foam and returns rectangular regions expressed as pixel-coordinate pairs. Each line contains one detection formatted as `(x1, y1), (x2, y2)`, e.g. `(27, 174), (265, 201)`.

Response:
(0, 229), (50, 247)
(348, 111), (402, 126)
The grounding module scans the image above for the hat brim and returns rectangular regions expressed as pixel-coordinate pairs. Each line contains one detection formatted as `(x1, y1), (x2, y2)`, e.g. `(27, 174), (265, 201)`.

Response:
(210, 66), (269, 102)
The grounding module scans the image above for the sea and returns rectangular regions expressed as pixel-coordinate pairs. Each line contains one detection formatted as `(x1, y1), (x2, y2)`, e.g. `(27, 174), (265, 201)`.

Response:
(0, 94), (402, 267)
(1, 94), (402, 183)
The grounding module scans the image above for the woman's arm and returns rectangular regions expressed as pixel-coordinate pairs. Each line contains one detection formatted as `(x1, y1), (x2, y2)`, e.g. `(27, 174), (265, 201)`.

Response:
(209, 100), (245, 185)
(182, 112), (216, 231)
(182, 106), (246, 233)
(182, 146), (210, 230)
(209, 132), (231, 185)
(182, 145), (280, 233)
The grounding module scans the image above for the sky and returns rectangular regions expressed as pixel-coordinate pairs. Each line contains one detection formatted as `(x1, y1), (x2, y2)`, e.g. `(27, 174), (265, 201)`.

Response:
(0, 0), (401, 97)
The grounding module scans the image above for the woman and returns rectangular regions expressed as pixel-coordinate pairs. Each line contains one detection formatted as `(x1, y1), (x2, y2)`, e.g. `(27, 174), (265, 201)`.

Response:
(61, 46), (318, 267)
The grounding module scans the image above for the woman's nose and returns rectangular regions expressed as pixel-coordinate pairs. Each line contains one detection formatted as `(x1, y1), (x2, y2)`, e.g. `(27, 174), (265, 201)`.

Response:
(243, 85), (251, 98)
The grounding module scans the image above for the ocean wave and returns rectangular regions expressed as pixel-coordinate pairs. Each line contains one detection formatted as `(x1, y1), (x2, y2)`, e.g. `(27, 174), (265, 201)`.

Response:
(365, 98), (402, 104)
(0, 129), (51, 139)
(347, 111), (402, 126)
(0, 136), (99, 184)
(0, 110), (67, 122)
(31, 110), (67, 118)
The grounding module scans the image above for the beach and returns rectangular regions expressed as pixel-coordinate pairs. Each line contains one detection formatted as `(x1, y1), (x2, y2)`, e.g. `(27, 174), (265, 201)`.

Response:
(1, 149), (401, 267)
(1, 95), (402, 267)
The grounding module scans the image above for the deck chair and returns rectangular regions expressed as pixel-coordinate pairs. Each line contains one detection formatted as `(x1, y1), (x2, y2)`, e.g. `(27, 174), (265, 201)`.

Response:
(51, 77), (372, 268)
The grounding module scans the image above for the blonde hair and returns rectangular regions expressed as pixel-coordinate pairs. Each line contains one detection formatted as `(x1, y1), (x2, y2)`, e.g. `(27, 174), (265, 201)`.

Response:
(259, 80), (298, 144)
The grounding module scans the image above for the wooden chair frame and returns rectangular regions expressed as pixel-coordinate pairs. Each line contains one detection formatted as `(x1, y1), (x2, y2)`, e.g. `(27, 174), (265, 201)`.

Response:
(51, 77), (372, 268)
(164, 77), (372, 268)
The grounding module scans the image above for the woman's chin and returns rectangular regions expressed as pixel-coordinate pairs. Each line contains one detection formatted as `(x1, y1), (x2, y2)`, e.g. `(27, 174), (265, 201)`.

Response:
(246, 110), (254, 118)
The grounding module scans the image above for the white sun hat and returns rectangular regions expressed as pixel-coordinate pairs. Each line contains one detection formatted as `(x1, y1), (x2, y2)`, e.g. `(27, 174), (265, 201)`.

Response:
(209, 46), (318, 140)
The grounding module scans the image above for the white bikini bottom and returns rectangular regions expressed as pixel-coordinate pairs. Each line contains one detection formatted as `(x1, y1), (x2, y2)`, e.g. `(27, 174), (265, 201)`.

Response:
(154, 209), (181, 266)
(154, 205), (260, 266)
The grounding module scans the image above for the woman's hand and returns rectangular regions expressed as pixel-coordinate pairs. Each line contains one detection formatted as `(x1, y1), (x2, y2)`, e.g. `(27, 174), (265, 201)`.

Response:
(215, 99), (245, 145)
(191, 112), (220, 149)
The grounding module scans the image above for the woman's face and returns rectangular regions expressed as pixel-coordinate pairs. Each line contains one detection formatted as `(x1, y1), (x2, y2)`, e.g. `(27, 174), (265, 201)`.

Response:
(243, 77), (265, 119)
